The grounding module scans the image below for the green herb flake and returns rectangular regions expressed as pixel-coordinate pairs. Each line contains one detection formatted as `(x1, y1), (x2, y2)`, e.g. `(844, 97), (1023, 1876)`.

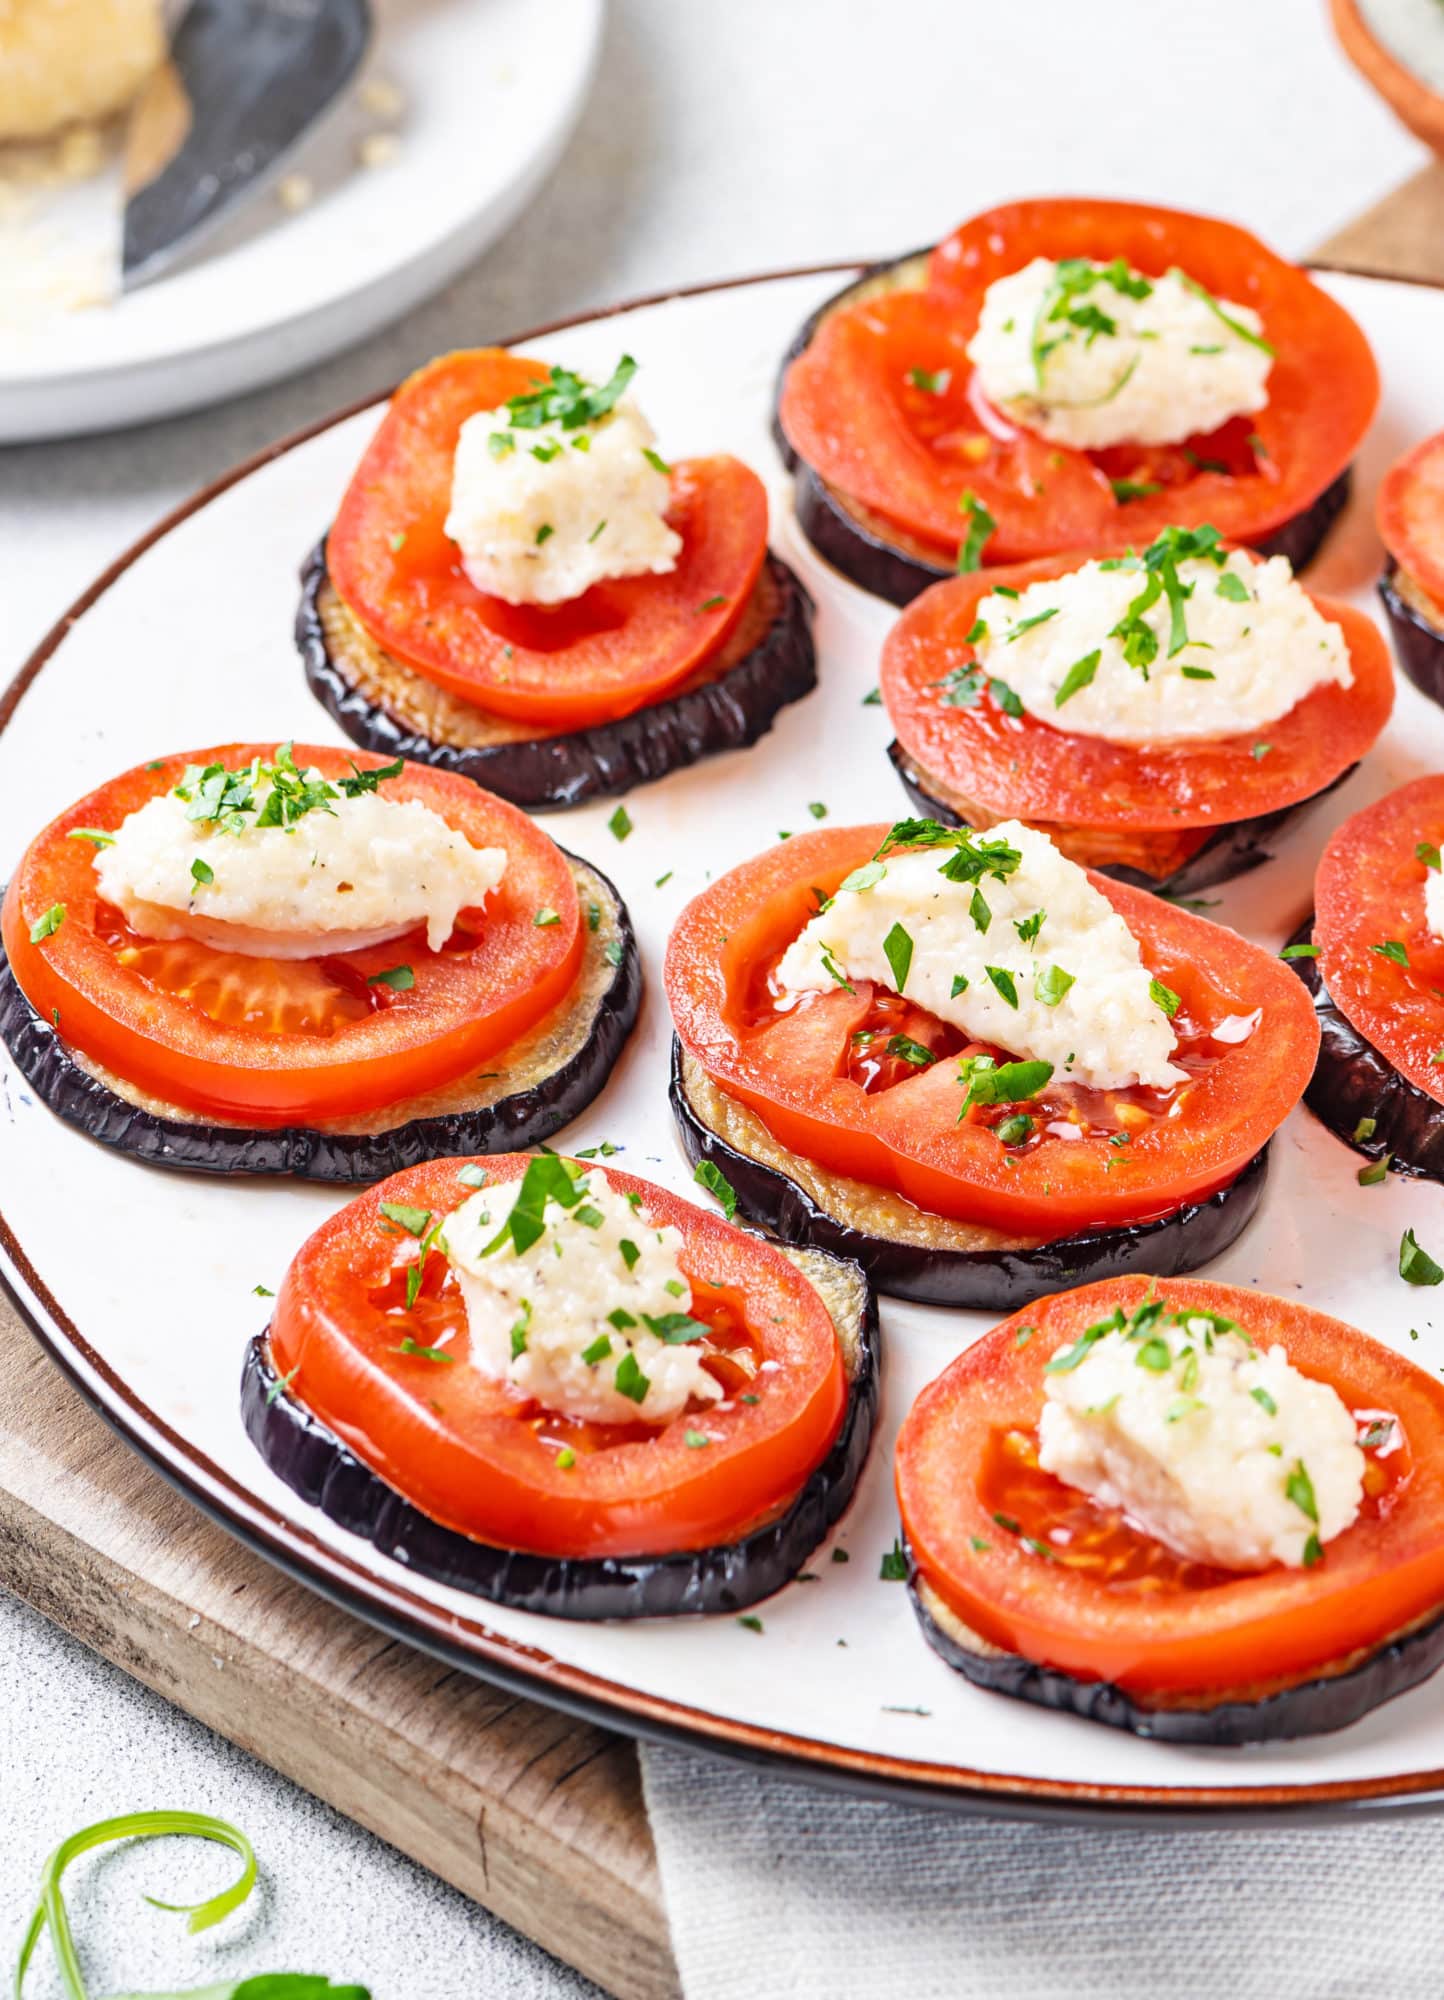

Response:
(879, 1539), (909, 1581)
(956, 489), (996, 573)
(28, 904), (65, 943)
(1054, 649), (1101, 707)
(608, 803), (633, 842)
(1034, 962), (1076, 1008)
(1371, 939), (1410, 967)
(614, 1350), (650, 1404)
(368, 963), (415, 990)
(1149, 977), (1182, 1018)
(1285, 1458), (1319, 1524)
(1279, 943), (1319, 960)
(883, 921), (914, 993)
(693, 1158), (739, 1220)
(1400, 1228), (1444, 1287)
(984, 965), (1019, 1008)
(1358, 1154), (1392, 1187)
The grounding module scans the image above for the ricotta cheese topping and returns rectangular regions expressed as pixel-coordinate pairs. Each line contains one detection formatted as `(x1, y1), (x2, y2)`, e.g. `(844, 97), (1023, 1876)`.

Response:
(444, 1165), (723, 1427)
(775, 821), (1184, 1092)
(971, 535), (1351, 745)
(1037, 1296), (1365, 1571)
(445, 359), (682, 607)
(95, 753), (505, 958)
(966, 257), (1273, 452)
(1424, 858), (1444, 941)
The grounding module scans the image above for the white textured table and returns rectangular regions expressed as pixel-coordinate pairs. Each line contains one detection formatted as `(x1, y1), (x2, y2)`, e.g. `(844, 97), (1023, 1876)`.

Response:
(0, 1), (1426, 1993)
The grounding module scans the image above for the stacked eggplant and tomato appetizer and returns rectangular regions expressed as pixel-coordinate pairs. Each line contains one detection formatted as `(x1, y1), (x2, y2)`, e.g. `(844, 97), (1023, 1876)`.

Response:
(0, 744), (640, 1178)
(776, 198), (1377, 601)
(302, 349), (816, 810)
(1286, 775), (1444, 1183)
(666, 814), (1319, 1307)
(245, 1152), (877, 1615)
(896, 1276), (1444, 1742)
(1377, 428), (1444, 705)
(880, 522), (1392, 896)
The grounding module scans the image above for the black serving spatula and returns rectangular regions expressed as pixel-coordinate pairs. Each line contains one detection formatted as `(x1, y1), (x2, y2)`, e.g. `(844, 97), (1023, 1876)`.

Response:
(122, 0), (372, 290)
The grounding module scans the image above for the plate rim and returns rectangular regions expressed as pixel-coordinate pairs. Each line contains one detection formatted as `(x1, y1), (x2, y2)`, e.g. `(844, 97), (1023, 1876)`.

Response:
(7, 259), (1444, 1821)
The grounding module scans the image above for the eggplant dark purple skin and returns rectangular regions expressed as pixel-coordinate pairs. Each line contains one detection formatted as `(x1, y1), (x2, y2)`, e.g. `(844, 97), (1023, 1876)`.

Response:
(240, 1265), (879, 1619)
(773, 254), (1352, 606)
(907, 1565), (1444, 1745)
(1285, 917), (1444, 1182)
(0, 856), (642, 1183)
(1379, 561), (1444, 708)
(669, 1036), (1269, 1311)
(888, 741), (1358, 899)
(298, 541), (818, 812)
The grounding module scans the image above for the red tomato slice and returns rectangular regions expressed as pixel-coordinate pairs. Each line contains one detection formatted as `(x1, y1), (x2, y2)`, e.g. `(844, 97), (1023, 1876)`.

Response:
(1378, 428), (1444, 607)
(664, 826), (1318, 1239)
(268, 1156), (849, 1558)
(1, 745), (584, 1125)
(896, 1276), (1444, 1696)
(779, 200), (1377, 564)
(327, 349), (769, 729)
(1314, 775), (1444, 1108)
(881, 556), (1394, 831)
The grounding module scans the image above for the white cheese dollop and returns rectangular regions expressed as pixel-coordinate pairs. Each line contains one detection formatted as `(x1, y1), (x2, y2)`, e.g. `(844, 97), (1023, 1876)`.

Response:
(966, 257), (1272, 451)
(1425, 863), (1444, 941)
(444, 1174), (723, 1427)
(445, 395), (682, 607)
(96, 769), (505, 958)
(775, 822), (1183, 1092)
(973, 548), (1351, 745)
(1038, 1306), (1365, 1570)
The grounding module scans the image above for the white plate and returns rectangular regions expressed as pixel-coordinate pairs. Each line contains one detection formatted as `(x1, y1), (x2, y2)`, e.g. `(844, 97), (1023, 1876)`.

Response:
(5, 266), (1444, 1817)
(0, 0), (603, 442)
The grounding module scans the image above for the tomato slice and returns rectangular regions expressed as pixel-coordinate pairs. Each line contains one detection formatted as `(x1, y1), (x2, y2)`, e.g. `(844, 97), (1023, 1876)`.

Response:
(880, 556), (1394, 831)
(268, 1155), (848, 1558)
(896, 1276), (1444, 1696)
(1, 745), (584, 1125)
(1314, 775), (1444, 1108)
(664, 825), (1318, 1239)
(1378, 428), (1444, 607)
(778, 199), (1377, 564)
(327, 349), (770, 729)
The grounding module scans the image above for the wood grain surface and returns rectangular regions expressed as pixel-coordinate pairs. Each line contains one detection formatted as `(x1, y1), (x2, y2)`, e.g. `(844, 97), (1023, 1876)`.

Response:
(0, 1298), (678, 2000)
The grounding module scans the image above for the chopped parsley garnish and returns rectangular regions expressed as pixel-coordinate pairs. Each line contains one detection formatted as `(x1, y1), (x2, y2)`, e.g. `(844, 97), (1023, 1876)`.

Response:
(882, 921), (913, 992)
(368, 964), (414, 990)
(535, 523), (554, 546)
(480, 1153), (585, 1257)
(509, 1299), (532, 1358)
(808, 801), (828, 819)
(1279, 943), (1319, 960)
(1006, 608), (1059, 643)
(28, 904), (65, 943)
(1284, 1459), (1319, 1524)
(1014, 909), (1044, 944)
(1216, 571), (1251, 603)
(956, 489), (995, 573)
(1252, 741), (1272, 761)
(581, 1333), (612, 1365)
(640, 1311), (710, 1345)
(190, 856), (214, 886)
(1034, 963), (1075, 1008)
(878, 1540), (909, 1581)
(907, 366), (951, 394)
(1149, 978), (1182, 1018)
(379, 1201), (432, 1237)
(458, 1163), (488, 1187)
(603, 938), (625, 967)
(884, 1034), (936, 1068)
(969, 887), (991, 933)
(693, 1158), (738, 1219)
(608, 803), (633, 841)
(587, 519), (607, 543)
(65, 827), (114, 847)
(698, 594), (729, 612)
(984, 964), (1019, 1008)
(1400, 1228), (1444, 1287)
(1419, 842), (1443, 872)
(1250, 1386), (1278, 1416)
(737, 1614), (764, 1633)
(950, 973), (969, 997)
(838, 860), (886, 893)
(618, 1237), (641, 1269)
(684, 1429), (711, 1449)
(556, 1446), (577, 1469)
(1358, 1155), (1391, 1187)
(614, 1350), (650, 1403)
(533, 907), (562, 927)
(1176, 270), (1275, 356)
(1054, 649), (1101, 707)
(391, 1336), (454, 1365)
(819, 944), (855, 993)
(1353, 1117), (1377, 1144)
(1109, 478), (1161, 503)
(960, 1055), (1053, 1110)
(1371, 939), (1410, 967)
(642, 447), (671, 475)
(502, 354), (638, 431)
(996, 1112), (1033, 1145)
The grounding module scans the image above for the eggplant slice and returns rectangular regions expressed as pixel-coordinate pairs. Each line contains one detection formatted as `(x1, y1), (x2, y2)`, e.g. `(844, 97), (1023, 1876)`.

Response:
(669, 1040), (1267, 1310)
(242, 1244), (878, 1619)
(775, 253), (1351, 606)
(0, 855), (641, 1182)
(1285, 918), (1444, 1182)
(888, 741), (1357, 899)
(908, 1569), (1444, 1745)
(1379, 561), (1444, 709)
(298, 540), (817, 812)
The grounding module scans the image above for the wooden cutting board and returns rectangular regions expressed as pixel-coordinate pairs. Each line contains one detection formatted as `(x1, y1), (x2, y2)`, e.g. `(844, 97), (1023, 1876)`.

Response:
(2, 166), (1442, 2000)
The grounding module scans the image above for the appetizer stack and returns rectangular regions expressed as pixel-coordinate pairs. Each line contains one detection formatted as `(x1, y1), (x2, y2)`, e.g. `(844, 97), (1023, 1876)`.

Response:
(10, 193), (1444, 1759)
